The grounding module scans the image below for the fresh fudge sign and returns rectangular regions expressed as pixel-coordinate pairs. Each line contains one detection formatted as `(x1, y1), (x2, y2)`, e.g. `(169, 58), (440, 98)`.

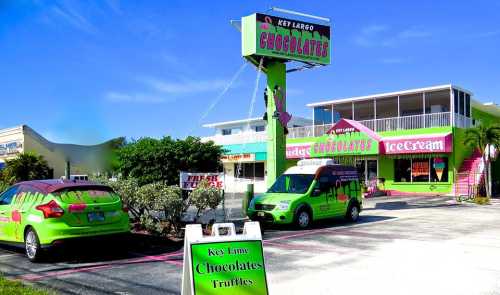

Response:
(382, 134), (452, 154)
(190, 240), (268, 295)
(180, 172), (224, 190)
(242, 13), (331, 65)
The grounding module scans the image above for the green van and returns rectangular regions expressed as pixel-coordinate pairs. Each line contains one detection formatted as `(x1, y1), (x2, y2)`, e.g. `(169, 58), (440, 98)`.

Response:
(247, 159), (363, 228)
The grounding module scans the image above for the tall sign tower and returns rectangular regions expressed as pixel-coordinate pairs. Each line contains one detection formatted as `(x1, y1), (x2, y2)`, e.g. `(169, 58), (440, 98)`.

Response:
(240, 9), (331, 186)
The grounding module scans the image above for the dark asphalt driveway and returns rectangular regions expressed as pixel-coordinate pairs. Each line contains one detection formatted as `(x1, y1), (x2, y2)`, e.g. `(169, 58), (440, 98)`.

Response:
(2, 196), (498, 295)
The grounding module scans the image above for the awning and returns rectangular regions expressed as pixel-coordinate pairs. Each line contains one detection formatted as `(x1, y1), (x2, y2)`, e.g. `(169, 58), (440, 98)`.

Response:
(380, 133), (452, 155)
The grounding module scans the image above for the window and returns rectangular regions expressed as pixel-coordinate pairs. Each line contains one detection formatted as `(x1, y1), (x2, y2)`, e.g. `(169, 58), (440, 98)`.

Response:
(430, 157), (449, 182)
(314, 106), (332, 125)
(465, 94), (471, 117)
(234, 162), (265, 180)
(425, 90), (450, 114)
(412, 159), (430, 182)
(394, 157), (448, 183)
(453, 89), (459, 114)
(267, 174), (314, 194)
(354, 99), (375, 121)
(254, 125), (265, 132)
(376, 96), (398, 119)
(222, 129), (232, 135)
(400, 93), (423, 116)
(459, 91), (465, 116)
(332, 103), (353, 121)
(0, 186), (18, 205)
(394, 159), (411, 182)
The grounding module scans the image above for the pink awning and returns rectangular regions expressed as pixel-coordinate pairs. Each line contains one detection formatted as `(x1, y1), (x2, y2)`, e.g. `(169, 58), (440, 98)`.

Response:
(381, 133), (452, 154)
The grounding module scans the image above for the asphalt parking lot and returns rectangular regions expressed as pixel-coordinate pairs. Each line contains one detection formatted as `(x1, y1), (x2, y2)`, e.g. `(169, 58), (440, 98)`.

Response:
(2, 196), (500, 295)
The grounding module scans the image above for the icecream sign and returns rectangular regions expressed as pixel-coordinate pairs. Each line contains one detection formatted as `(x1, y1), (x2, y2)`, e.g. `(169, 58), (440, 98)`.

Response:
(382, 134), (452, 154)
(242, 13), (331, 65)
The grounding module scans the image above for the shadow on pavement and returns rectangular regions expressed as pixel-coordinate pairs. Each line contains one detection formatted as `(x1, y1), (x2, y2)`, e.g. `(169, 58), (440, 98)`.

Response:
(0, 233), (183, 264)
(261, 214), (396, 235)
(364, 198), (459, 211)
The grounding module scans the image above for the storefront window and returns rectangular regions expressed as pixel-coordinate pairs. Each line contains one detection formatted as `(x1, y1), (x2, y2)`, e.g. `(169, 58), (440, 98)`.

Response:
(234, 162), (265, 180)
(412, 159), (430, 182)
(394, 159), (411, 182)
(394, 157), (448, 183)
(430, 157), (448, 182)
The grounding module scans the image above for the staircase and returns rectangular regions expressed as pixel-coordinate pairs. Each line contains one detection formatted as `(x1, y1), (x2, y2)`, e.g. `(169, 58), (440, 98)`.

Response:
(455, 150), (485, 197)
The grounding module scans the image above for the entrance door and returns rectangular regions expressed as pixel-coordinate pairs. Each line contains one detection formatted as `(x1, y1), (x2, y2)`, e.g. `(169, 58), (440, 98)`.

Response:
(355, 159), (378, 186)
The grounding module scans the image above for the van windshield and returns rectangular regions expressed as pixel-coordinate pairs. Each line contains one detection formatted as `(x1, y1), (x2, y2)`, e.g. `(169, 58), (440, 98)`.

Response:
(267, 174), (315, 194)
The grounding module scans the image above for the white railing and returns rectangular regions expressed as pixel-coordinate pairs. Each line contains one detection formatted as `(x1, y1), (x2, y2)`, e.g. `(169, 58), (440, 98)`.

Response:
(288, 112), (454, 139)
(454, 113), (475, 128)
(201, 132), (268, 145)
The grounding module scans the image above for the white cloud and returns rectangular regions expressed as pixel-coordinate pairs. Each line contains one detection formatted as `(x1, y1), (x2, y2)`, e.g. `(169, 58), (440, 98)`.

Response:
(355, 25), (431, 47)
(379, 57), (409, 64)
(50, 4), (97, 34)
(104, 92), (169, 103)
(140, 77), (231, 95)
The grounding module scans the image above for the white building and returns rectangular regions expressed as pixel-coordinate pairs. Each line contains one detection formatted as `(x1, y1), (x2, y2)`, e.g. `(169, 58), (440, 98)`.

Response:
(202, 117), (312, 193)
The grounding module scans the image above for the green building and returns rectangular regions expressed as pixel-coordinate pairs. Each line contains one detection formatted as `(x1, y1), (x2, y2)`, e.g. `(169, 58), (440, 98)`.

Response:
(204, 85), (500, 196)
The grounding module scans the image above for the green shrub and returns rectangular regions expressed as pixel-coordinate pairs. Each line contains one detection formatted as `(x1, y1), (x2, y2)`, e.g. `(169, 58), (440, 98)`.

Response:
(189, 179), (224, 221)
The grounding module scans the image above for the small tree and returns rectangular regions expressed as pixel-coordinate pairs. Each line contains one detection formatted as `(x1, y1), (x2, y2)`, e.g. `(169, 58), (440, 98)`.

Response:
(2, 152), (52, 184)
(189, 179), (224, 222)
(464, 124), (500, 198)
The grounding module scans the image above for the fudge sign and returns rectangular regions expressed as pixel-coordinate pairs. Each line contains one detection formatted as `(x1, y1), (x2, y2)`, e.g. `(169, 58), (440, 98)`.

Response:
(180, 172), (224, 190)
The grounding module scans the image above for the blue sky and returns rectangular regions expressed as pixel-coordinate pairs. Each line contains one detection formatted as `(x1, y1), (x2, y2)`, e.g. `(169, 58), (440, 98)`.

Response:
(1, 0), (499, 144)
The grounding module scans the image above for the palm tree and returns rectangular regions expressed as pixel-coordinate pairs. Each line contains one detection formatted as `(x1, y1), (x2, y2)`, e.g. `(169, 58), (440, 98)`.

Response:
(464, 124), (500, 198)
(2, 152), (53, 184)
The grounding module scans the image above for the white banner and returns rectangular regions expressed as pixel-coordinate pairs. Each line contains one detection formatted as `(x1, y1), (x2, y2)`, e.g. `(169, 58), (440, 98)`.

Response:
(180, 172), (225, 191)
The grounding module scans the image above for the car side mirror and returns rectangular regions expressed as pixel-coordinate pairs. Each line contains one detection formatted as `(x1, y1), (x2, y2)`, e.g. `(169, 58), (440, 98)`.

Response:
(312, 188), (322, 197)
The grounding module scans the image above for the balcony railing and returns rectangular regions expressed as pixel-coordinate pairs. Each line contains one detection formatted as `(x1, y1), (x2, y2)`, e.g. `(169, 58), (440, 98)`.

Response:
(288, 112), (473, 139)
(201, 131), (268, 145)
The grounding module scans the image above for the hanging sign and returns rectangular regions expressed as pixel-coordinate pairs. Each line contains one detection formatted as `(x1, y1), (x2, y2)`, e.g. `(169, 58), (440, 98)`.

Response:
(180, 172), (225, 191)
(242, 12), (331, 65)
(181, 222), (269, 295)
(221, 154), (255, 163)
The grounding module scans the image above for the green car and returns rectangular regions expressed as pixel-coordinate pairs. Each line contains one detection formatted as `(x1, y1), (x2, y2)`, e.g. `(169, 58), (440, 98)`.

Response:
(248, 159), (363, 229)
(0, 180), (130, 261)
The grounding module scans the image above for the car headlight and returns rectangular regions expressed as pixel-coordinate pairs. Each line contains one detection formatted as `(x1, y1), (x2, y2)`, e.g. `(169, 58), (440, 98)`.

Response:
(277, 200), (290, 211)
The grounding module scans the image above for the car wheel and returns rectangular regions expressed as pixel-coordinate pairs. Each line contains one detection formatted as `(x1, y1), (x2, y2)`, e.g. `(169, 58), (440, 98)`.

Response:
(25, 228), (43, 262)
(295, 209), (311, 229)
(346, 204), (360, 222)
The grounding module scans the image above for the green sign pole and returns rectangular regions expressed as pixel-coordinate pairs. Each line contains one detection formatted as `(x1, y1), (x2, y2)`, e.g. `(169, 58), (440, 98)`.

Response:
(265, 61), (286, 187)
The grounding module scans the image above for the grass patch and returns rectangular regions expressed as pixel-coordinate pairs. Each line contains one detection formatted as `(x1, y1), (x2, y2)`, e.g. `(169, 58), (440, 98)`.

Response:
(0, 276), (53, 295)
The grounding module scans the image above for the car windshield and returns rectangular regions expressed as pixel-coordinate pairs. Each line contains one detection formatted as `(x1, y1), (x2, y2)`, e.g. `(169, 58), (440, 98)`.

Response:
(267, 174), (315, 194)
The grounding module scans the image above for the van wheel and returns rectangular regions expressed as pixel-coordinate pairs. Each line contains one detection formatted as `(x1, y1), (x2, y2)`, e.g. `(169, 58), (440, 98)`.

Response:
(346, 204), (360, 222)
(25, 228), (43, 262)
(295, 209), (311, 229)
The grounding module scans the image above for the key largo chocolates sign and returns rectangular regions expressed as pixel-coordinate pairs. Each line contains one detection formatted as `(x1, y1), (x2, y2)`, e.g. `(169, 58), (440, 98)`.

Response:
(242, 12), (331, 65)
(181, 222), (269, 295)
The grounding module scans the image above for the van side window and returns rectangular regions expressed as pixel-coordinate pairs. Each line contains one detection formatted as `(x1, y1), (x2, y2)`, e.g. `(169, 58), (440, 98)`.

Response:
(0, 186), (18, 205)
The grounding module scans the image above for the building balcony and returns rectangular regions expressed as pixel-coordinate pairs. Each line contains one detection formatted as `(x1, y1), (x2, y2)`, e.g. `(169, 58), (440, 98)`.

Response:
(201, 131), (268, 145)
(288, 112), (475, 139)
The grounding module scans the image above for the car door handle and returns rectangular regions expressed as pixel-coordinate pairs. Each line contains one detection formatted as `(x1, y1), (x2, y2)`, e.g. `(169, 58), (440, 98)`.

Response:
(0, 211), (6, 215)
